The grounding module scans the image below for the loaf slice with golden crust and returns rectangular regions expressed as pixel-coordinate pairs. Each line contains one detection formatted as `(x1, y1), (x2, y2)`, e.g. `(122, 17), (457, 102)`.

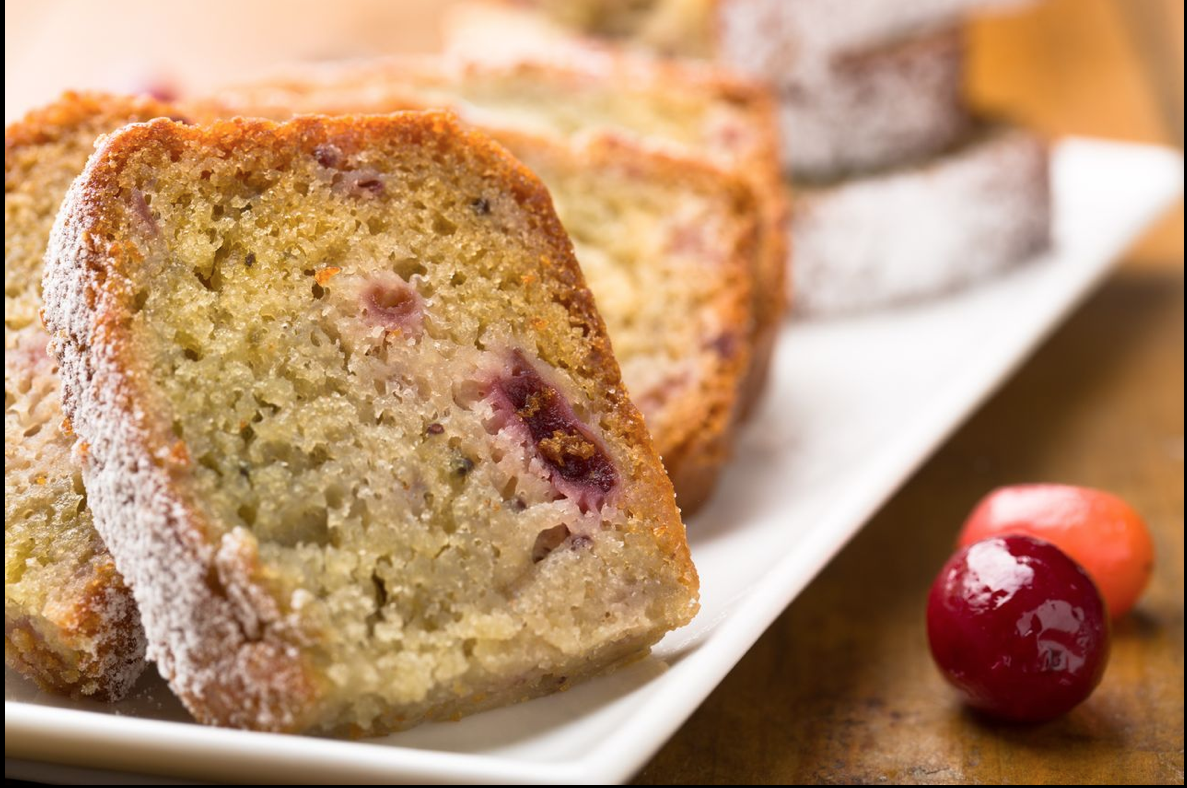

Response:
(5, 92), (185, 700)
(43, 112), (698, 733)
(209, 52), (787, 419)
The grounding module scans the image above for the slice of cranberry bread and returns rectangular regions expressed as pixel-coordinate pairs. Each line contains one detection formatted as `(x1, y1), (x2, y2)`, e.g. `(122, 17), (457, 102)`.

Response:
(42, 112), (698, 733)
(211, 53), (787, 417)
(5, 92), (184, 699)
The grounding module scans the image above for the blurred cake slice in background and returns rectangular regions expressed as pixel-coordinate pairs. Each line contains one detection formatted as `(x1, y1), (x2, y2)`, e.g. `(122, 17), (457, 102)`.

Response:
(4, 92), (187, 700)
(445, 1), (1050, 316)
(792, 124), (1051, 315)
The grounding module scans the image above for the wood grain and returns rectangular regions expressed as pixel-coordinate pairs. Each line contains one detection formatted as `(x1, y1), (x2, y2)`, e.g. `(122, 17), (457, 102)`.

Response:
(635, 271), (1185, 785)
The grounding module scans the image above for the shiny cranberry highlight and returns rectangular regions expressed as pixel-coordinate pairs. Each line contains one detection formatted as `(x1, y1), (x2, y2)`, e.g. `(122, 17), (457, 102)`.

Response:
(927, 535), (1109, 723)
(958, 484), (1154, 619)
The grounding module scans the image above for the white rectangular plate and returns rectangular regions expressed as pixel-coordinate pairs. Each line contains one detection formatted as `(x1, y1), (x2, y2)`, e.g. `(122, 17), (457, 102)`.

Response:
(5, 138), (1183, 785)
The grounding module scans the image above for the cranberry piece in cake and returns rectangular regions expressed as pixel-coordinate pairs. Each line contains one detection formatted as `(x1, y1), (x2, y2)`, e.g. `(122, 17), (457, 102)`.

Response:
(490, 351), (618, 511)
(359, 275), (424, 336)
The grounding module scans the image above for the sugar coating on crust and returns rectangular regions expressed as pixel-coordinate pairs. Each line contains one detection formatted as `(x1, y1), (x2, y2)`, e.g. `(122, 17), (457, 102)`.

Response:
(713, 0), (1031, 83)
(790, 125), (1051, 316)
(4, 92), (182, 699)
(775, 27), (970, 179)
(43, 112), (698, 733)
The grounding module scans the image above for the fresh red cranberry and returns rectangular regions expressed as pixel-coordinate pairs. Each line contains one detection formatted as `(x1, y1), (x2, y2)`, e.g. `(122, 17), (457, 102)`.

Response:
(927, 535), (1109, 723)
(333, 168), (385, 198)
(313, 143), (343, 169)
(959, 484), (1154, 619)
(129, 189), (159, 236)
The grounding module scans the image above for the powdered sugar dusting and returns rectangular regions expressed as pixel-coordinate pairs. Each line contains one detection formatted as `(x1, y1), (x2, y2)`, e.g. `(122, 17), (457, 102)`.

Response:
(2, 94), (206, 701)
(790, 126), (1051, 316)
(774, 28), (969, 179)
(42, 139), (318, 731)
(716, 0), (1033, 83)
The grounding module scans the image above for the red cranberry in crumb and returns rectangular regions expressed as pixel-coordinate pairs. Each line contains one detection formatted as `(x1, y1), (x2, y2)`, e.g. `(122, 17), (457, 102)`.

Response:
(665, 221), (709, 256)
(490, 352), (618, 511)
(129, 190), (159, 235)
(708, 332), (739, 359)
(9, 329), (54, 380)
(636, 371), (691, 413)
(361, 278), (423, 337)
(927, 536), (1110, 722)
(313, 143), (343, 169)
(334, 169), (385, 198)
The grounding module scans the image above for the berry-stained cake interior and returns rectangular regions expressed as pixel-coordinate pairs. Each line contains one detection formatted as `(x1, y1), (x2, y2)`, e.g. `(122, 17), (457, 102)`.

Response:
(43, 112), (697, 734)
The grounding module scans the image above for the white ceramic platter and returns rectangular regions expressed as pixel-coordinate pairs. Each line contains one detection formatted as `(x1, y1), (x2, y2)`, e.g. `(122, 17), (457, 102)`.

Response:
(5, 138), (1183, 784)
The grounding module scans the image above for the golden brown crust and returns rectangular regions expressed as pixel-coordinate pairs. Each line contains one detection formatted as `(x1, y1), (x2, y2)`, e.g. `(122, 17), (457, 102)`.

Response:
(4, 91), (188, 156)
(43, 112), (696, 730)
(4, 552), (141, 700)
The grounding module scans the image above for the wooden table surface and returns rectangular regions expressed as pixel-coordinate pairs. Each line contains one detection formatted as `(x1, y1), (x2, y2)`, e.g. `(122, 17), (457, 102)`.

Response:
(635, 271), (1185, 785)
(5, 1), (1183, 784)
